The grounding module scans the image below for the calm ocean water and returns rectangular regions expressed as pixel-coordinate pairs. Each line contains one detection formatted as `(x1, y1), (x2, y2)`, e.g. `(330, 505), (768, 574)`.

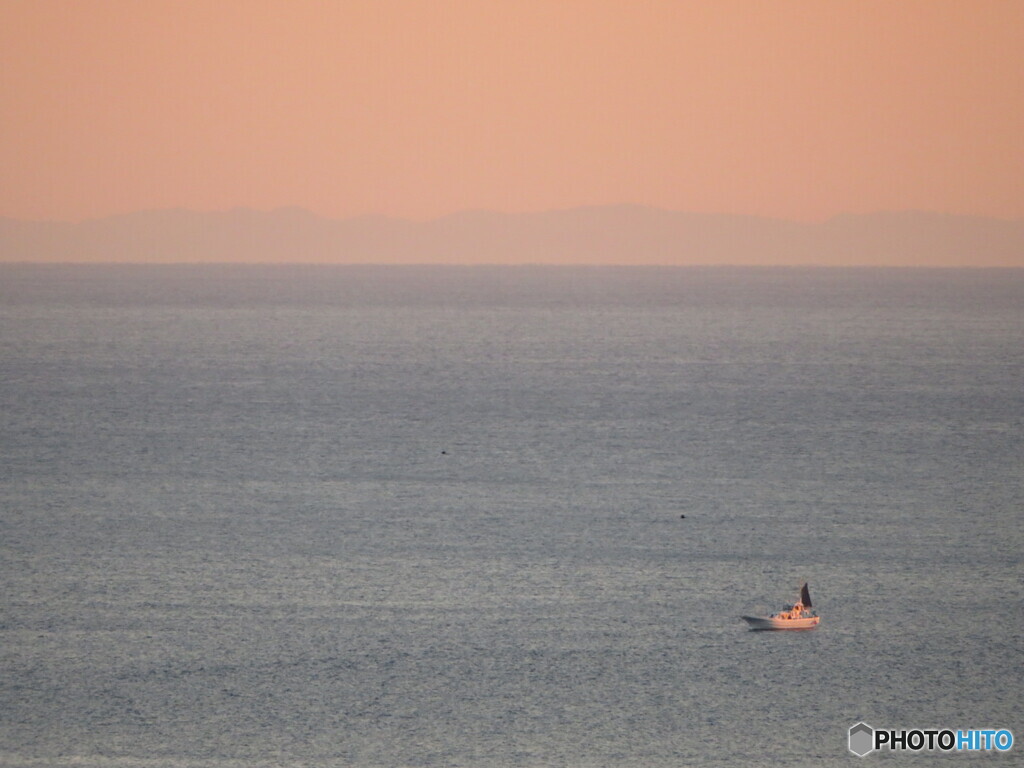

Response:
(1, 265), (1022, 767)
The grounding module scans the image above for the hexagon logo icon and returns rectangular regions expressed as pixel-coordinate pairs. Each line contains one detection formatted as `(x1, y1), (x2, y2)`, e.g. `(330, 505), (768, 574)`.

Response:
(849, 722), (875, 757)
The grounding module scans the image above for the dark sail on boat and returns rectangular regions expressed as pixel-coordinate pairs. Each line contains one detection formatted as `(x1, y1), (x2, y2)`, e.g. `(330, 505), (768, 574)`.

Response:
(800, 582), (812, 609)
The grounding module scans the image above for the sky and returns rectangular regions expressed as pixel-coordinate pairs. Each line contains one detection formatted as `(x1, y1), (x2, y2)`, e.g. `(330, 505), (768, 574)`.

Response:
(2, 0), (1022, 223)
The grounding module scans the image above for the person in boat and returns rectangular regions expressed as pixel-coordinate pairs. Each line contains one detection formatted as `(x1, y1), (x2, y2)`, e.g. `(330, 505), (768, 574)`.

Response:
(780, 601), (803, 620)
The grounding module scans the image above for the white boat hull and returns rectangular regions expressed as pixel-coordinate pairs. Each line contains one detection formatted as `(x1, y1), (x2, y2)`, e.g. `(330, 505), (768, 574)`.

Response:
(741, 615), (820, 631)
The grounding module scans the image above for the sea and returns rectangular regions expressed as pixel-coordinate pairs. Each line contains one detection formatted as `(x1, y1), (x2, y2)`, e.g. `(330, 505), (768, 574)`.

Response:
(1, 265), (1021, 767)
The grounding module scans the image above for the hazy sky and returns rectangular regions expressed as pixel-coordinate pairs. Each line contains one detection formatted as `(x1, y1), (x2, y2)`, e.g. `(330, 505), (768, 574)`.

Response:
(2, 0), (1022, 223)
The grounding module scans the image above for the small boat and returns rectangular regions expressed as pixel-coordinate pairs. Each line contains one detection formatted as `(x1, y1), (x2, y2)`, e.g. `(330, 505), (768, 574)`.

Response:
(741, 583), (820, 630)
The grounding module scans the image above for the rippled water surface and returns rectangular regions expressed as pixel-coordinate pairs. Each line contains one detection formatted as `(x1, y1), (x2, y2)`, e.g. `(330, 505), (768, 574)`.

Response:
(1, 266), (1022, 766)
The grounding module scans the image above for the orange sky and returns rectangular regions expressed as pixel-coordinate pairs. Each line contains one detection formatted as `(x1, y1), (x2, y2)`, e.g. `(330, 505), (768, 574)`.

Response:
(2, 0), (1022, 223)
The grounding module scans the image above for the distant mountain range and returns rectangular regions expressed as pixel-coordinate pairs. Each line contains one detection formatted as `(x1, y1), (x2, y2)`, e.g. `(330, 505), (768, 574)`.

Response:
(2, 206), (1022, 266)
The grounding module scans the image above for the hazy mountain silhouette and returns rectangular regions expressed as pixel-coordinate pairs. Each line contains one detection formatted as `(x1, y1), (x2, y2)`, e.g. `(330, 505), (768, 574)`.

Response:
(2, 206), (1022, 266)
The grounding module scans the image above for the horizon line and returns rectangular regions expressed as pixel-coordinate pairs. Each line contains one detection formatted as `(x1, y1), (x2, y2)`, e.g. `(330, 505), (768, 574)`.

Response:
(3, 261), (1023, 270)
(4, 204), (1023, 226)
